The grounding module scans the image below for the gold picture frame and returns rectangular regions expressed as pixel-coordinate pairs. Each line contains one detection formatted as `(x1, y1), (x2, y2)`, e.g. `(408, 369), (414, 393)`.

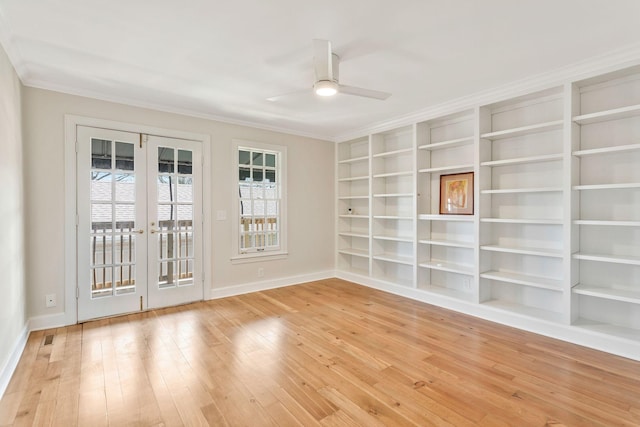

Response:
(440, 172), (474, 215)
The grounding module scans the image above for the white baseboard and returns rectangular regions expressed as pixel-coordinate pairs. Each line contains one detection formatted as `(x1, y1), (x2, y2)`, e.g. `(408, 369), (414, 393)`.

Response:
(210, 270), (335, 299)
(0, 324), (29, 400)
(29, 312), (69, 332)
(336, 271), (640, 362)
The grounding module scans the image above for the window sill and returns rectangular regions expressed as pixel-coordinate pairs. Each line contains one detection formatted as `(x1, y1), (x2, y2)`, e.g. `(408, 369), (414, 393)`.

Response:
(230, 251), (288, 264)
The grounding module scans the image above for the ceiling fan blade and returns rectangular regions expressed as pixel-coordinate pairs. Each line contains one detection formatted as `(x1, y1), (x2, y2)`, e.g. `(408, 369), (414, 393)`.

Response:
(313, 39), (333, 81)
(266, 88), (309, 102)
(339, 84), (391, 100)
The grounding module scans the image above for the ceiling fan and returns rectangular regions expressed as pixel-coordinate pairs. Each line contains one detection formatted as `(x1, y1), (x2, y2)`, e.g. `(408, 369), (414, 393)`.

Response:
(267, 39), (391, 102)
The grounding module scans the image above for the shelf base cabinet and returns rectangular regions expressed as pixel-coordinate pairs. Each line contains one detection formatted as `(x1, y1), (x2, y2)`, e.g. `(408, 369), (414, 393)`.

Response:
(335, 65), (640, 361)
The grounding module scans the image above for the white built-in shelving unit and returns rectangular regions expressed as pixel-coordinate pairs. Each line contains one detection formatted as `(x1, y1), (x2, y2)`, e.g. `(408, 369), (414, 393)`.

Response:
(335, 63), (640, 360)
(569, 66), (640, 342)
(370, 126), (415, 287)
(478, 87), (566, 324)
(416, 111), (476, 302)
(337, 136), (370, 276)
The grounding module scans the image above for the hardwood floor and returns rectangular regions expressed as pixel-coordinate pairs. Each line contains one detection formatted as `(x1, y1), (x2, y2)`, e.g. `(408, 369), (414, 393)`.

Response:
(1, 279), (639, 426)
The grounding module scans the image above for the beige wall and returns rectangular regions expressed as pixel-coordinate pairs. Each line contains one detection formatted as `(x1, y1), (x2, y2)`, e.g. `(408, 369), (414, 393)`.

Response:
(0, 45), (26, 375)
(22, 87), (335, 319)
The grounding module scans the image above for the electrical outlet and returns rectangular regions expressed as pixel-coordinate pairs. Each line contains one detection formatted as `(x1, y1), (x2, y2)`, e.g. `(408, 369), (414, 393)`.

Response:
(46, 294), (57, 308)
(464, 277), (472, 290)
(258, 268), (264, 278)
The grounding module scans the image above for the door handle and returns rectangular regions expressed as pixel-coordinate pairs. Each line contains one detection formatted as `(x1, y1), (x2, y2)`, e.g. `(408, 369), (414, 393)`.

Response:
(150, 229), (161, 234)
(134, 229), (144, 234)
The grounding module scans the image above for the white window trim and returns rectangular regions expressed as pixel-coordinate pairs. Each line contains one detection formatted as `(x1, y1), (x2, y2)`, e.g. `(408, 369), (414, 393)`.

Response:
(231, 139), (287, 263)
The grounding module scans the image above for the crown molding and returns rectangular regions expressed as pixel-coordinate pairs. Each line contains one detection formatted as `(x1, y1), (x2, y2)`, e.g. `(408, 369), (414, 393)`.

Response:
(23, 79), (335, 142)
(334, 42), (640, 142)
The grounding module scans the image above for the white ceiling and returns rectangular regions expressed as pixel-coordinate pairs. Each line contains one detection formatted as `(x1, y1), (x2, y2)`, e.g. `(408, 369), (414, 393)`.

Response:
(1, 0), (640, 140)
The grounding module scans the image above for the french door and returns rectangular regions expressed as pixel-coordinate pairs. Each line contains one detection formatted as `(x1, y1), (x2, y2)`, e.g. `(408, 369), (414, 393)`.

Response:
(77, 126), (202, 321)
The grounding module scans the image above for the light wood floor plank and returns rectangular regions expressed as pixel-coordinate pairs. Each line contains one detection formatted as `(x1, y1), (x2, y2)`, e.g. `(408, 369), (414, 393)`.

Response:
(2, 279), (640, 426)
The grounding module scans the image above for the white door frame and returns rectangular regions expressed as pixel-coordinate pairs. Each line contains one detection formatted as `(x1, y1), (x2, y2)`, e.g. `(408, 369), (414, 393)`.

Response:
(64, 115), (212, 325)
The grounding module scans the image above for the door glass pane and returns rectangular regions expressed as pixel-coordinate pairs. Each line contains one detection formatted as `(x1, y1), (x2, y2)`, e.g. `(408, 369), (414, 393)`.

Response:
(88, 135), (138, 301)
(176, 229), (193, 262)
(178, 205), (193, 221)
(178, 259), (193, 286)
(155, 144), (195, 291)
(91, 266), (113, 298)
(92, 203), (112, 224)
(158, 261), (176, 288)
(115, 264), (135, 295)
(115, 174), (135, 202)
(158, 205), (174, 222)
(158, 175), (173, 202)
(91, 172), (112, 201)
(91, 139), (111, 169)
(177, 177), (193, 202)
(91, 231), (112, 266)
(115, 234), (136, 264)
(158, 147), (174, 173)
(158, 233), (175, 259)
(115, 141), (134, 170)
(178, 150), (192, 174)
(115, 204), (135, 227)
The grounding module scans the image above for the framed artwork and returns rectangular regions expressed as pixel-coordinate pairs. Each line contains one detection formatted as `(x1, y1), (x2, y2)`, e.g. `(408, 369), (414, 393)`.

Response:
(440, 172), (474, 215)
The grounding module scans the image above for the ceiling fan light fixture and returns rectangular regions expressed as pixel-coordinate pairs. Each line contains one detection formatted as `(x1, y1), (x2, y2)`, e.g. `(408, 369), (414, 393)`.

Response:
(314, 80), (338, 97)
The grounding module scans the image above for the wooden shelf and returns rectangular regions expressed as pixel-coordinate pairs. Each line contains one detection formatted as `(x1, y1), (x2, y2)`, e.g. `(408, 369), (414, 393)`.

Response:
(418, 164), (474, 174)
(338, 232), (369, 238)
(480, 218), (562, 225)
(338, 248), (369, 258)
(418, 136), (474, 151)
(338, 195), (369, 200)
(338, 175), (368, 182)
(373, 171), (413, 178)
(573, 285), (640, 305)
(574, 220), (640, 227)
(418, 260), (473, 275)
(573, 252), (640, 266)
(482, 300), (564, 323)
(373, 193), (413, 198)
(338, 155), (368, 164)
(481, 153), (562, 167)
(481, 187), (562, 194)
(373, 235), (413, 243)
(573, 142), (640, 157)
(481, 245), (562, 258)
(373, 253), (414, 266)
(573, 183), (640, 191)
(418, 214), (474, 222)
(480, 120), (563, 140)
(373, 215), (413, 220)
(418, 239), (474, 249)
(481, 270), (563, 292)
(573, 104), (640, 125)
(372, 148), (413, 158)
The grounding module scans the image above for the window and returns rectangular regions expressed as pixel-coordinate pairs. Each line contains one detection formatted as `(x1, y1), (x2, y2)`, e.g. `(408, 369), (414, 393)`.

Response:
(233, 140), (287, 260)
